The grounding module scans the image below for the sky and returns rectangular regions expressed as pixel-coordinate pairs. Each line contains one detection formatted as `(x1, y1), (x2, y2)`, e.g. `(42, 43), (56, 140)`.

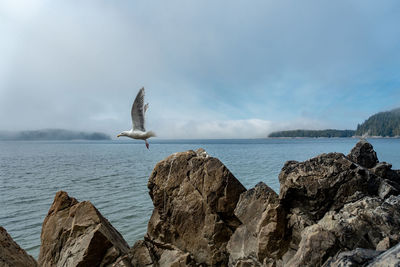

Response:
(1, 0), (400, 139)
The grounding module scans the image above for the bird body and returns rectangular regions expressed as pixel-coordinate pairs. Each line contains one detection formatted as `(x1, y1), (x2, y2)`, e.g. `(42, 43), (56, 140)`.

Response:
(117, 87), (155, 148)
(119, 129), (156, 140)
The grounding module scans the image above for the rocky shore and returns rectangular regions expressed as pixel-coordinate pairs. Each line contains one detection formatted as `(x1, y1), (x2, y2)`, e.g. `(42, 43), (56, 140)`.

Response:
(2, 140), (400, 266)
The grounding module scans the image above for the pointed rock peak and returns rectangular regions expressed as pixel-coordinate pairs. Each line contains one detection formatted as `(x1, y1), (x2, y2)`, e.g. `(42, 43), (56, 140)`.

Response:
(48, 190), (78, 215)
(0, 227), (38, 266)
(347, 140), (379, 168)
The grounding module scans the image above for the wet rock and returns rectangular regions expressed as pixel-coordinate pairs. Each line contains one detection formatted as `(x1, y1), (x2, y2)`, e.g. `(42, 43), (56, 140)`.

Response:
(347, 140), (378, 168)
(0, 226), (37, 267)
(38, 191), (130, 267)
(146, 149), (246, 266)
(227, 182), (287, 265)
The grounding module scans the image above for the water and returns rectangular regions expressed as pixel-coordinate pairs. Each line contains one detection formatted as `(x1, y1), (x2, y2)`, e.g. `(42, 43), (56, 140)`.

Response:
(1, 138), (400, 259)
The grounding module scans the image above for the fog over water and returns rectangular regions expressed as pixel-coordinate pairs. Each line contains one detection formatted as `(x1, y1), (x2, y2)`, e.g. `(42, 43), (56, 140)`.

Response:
(1, 1), (400, 138)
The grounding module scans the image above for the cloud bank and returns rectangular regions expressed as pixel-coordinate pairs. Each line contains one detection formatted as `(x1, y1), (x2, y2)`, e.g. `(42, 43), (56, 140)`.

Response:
(1, 0), (399, 138)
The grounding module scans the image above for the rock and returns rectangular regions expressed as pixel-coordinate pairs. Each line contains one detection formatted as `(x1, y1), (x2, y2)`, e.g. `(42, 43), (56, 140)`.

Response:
(146, 149), (246, 266)
(371, 162), (400, 199)
(227, 182), (287, 265)
(287, 225), (337, 267)
(376, 236), (392, 251)
(284, 195), (400, 266)
(318, 195), (400, 251)
(368, 242), (400, 266)
(279, 152), (380, 235)
(378, 179), (400, 199)
(347, 140), (378, 168)
(0, 227), (37, 267)
(322, 248), (381, 267)
(38, 191), (130, 267)
(129, 238), (196, 267)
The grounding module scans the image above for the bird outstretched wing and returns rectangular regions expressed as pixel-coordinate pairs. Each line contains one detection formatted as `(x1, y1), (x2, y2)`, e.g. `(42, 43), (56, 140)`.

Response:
(131, 87), (146, 131)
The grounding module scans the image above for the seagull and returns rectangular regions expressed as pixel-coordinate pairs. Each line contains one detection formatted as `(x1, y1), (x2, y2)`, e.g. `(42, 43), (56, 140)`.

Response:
(117, 87), (156, 149)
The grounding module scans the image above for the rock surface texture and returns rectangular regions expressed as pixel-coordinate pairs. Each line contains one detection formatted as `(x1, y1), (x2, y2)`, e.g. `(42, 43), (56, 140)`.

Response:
(38, 191), (130, 267)
(143, 148), (246, 266)
(8, 140), (400, 266)
(0, 227), (37, 267)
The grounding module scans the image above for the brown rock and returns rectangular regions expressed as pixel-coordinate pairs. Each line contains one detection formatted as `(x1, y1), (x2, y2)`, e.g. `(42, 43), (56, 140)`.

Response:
(38, 191), (130, 267)
(227, 182), (288, 266)
(0, 227), (37, 267)
(227, 182), (281, 265)
(146, 149), (246, 266)
(287, 225), (337, 267)
(347, 140), (378, 168)
(130, 238), (196, 267)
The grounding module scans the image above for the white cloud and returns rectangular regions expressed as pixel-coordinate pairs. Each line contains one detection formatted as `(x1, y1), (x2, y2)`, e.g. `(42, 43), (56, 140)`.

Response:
(151, 117), (329, 139)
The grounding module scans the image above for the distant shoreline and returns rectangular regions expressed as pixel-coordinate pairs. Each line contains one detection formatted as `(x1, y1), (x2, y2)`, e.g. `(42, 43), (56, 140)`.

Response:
(0, 129), (111, 141)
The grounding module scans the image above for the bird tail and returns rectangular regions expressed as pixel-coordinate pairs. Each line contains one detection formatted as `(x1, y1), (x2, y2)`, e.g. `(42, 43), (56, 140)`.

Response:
(147, 131), (156, 138)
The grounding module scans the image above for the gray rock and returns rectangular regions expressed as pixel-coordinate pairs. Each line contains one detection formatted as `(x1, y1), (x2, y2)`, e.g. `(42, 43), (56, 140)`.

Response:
(318, 195), (400, 251)
(0, 227), (37, 267)
(323, 248), (381, 267)
(279, 151), (380, 251)
(347, 140), (378, 168)
(368, 242), (400, 266)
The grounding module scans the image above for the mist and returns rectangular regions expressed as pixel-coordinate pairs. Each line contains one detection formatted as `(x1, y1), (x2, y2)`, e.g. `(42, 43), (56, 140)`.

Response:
(1, 0), (399, 138)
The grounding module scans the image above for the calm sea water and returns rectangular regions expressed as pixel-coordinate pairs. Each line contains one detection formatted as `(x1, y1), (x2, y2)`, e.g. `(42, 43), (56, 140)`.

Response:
(1, 138), (400, 259)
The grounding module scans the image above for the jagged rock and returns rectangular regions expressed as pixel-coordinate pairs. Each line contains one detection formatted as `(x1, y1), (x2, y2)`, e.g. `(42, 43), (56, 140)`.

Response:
(322, 248), (381, 267)
(279, 153), (379, 222)
(38, 191), (130, 267)
(287, 225), (337, 266)
(227, 182), (288, 266)
(279, 151), (380, 253)
(368, 242), (400, 266)
(347, 140), (378, 168)
(318, 195), (400, 251)
(0, 227), (37, 267)
(283, 194), (400, 266)
(146, 149), (246, 266)
(371, 162), (400, 199)
(130, 238), (196, 267)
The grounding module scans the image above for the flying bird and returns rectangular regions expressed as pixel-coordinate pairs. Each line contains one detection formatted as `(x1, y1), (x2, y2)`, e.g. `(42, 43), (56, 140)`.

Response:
(117, 87), (155, 149)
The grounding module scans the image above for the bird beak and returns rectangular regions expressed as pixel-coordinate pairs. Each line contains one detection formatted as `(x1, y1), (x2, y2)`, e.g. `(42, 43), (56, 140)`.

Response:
(117, 134), (121, 138)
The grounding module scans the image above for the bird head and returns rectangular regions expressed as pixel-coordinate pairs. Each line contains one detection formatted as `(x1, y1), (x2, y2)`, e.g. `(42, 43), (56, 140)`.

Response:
(117, 132), (126, 138)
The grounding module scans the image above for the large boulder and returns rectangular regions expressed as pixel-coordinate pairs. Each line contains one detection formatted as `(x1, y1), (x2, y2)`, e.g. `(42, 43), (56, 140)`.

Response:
(146, 149), (246, 266)
(227, 182), (287, 266)
(347, 139), (378, 168)
(279, 152), (379, 222)
(38, 191), (130, 267)
(276, 140), (400, 266)
(0, 227), (37, 267)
